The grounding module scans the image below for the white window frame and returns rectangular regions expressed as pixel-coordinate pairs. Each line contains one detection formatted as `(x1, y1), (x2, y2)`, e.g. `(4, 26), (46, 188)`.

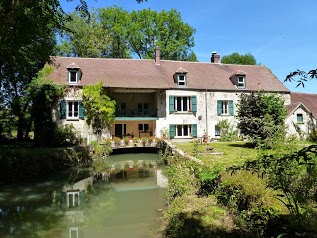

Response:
(175, 96), (191, 112)
(221, 100), (229, 115)
(68, 70), (78, 84)
(175, 124), (192, 138)
(66, 191), (80, 207)
(67, 101), (79, 119)
(177, 74), (187, 87)
(237, 76), (245, 88)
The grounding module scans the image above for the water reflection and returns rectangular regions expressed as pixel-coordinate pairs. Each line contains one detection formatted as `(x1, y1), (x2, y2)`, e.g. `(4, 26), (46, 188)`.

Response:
(0, 153), (166, 238)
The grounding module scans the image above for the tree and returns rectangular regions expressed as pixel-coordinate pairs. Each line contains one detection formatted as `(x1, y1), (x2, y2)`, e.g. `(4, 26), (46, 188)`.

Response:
(56, 11), (111, 57)
(221, 52), (257, 65)
(0, 0), (65, 140)
(98, 6), (132, 58)
(82, 82), (116, 141)
(236, 92), (287, 147)
(28, 66), (64, 146)
(58, 7), (197, 61)
(127, 8), (197, 61)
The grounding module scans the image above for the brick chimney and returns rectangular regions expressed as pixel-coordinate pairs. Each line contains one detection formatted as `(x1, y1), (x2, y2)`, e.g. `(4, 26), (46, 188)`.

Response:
(211, 51), (220, 63)
(155, 46), (160, 65)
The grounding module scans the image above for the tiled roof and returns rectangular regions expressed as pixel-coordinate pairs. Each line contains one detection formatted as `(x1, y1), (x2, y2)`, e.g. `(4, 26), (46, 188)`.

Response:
(290, 92), (317, 118)
(49, 56), (290, 92)
(285, 102), (301, 115)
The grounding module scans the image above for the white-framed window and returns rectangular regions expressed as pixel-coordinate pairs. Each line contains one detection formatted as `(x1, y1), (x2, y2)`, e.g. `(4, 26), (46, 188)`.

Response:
(175, 96), (192, 112)
(66, 191), (80, 207)
(221, 101), (229, 115)
(175, 124), (192, 137)
(69, 227), (79, 238)
(68, 70), (78, 84)
(237, 76), (245, 88)
(67, 101), (79, 119)
(177, 74), (186, 87)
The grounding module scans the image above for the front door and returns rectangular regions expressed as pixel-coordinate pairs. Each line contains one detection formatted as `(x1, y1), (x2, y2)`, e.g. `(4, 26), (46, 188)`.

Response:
(115, 124), (126, 138)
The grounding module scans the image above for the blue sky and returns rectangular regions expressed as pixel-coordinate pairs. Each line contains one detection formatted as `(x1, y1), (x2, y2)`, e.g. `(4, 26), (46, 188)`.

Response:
(61, 0), (317, 93)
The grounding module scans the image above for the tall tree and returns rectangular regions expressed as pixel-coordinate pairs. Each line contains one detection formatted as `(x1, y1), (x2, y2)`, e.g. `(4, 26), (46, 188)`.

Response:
(29, 66), (64, 146)
(236, 92), (287, 148)
(128, 9), (197, 61)
(98, 6), (132, 58)
(221, 52), (257, 65)
(58, 7), (197, 61)
(56, 11), (111, 58)
(0, 0), (65, 140)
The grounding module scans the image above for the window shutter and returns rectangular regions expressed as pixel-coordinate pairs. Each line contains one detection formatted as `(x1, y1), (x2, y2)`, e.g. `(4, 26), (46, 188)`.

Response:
(229, 100), (234, 115)
(169, 96), (175, 113)
(79, 101), (84, 119)
(217, 100), (222, 116)
(192, 96), (197, 112)
(79, 191), (85, 208)
(192, 124), (197, 137)
(60, 100), (66, 119)
(169, 124), (175, 139)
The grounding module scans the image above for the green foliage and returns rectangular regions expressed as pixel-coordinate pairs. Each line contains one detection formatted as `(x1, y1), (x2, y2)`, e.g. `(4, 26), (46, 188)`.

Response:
(217, 170), (281, 236)
(216, 119), (240, 142)
(59, 7), (197, 61)
(197, 165), (223, 196)
(89, 141), (111, 160)
(0, 146), (90, 183)
(56, 11), (111, 57)
(113, 137), (121, 147)
(235, 145), (317, 231)
(28, 66), (65, 146)
(82, 81), (116, 141)
(55, 124), (83, 147)
(236, 92), (287, 148)
(221, 52), (257, 65)
(164, 154), (199, 204)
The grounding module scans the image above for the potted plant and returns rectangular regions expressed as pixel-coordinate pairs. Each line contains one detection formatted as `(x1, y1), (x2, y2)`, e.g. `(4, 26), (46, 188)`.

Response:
(123, 136), (130, 146)
(133, 137), (139, 147)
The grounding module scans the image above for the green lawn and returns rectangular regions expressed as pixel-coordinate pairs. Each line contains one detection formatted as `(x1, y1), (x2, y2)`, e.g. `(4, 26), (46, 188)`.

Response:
(173, 141), (259, 168)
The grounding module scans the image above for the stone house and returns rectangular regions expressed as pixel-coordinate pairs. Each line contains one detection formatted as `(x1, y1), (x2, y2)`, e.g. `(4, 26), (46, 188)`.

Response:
(49, 48), (292, 142)
(285, 92), (317, 138)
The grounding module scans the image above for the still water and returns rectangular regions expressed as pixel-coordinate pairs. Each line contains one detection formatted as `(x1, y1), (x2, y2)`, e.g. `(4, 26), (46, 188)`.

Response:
(0, 153), (167, 238)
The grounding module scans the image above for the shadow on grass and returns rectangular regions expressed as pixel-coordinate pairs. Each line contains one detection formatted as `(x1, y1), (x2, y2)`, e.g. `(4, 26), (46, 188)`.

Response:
(164, 211), (252, 238)
(227, 142), (255, 149)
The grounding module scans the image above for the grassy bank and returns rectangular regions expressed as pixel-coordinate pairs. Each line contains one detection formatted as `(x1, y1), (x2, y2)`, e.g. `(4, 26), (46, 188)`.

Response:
(0, 145), (90, 183)
(161, 140), (317, 237)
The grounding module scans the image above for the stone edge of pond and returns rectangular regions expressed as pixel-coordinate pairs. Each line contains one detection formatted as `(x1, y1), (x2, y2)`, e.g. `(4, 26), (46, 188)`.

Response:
(164, 140), (203, 165)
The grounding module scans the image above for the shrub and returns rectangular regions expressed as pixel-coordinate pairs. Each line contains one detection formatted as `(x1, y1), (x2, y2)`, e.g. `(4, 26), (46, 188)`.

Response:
(55, 124), (82, 147)
(197, 165), (223, 196)
(216, 170), (282, 237)
(164, 154), (199, 203)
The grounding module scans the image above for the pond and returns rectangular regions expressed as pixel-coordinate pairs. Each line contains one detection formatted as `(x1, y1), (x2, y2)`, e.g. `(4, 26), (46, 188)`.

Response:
(0, 153), (167, 238)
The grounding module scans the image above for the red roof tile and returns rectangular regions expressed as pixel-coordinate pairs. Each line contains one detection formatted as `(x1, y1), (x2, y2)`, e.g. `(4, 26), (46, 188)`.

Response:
(49, 56), (290, 92)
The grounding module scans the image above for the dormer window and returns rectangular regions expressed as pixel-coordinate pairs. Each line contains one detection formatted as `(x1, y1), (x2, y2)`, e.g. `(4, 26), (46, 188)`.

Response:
(68, 70), (78, 84)
(177, 74), (186, 87)
(67, 62), (81, 85)
(237, 76), (245, 88)
(230, 70), (246, 89)
(174, 67), (188, 88)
